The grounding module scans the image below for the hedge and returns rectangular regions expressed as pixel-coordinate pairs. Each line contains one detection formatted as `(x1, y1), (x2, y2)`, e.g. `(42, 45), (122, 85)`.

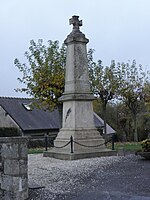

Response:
(0, 127), (20, 137)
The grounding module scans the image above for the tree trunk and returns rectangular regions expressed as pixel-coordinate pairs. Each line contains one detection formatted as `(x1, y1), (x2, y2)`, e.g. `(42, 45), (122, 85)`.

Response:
(133, 114), (138, 142)
(102, 103), (107, 142)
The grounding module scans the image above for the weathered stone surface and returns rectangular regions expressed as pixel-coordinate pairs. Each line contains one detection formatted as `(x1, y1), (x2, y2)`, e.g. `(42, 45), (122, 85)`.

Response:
(44, 149), (116, 160)
(55, 128), (105, 151)
(1, 143), (19, 159)
(19, 159), (28, 175)
(58, 17), (97, 134)
(4, 159), (20, 175)
(44, 16), (116, 160)
(62, 44), (90, 94)
(3, 159), (27, 175)
(0, 137), (28, 159)
(19, 143), (28, 159)
(65, 16), (88, 44)
(1, 175), (23, 191)
(2, 189), (28, 200)
(0, 137), (28, 199)
(61, 101), (95, 129)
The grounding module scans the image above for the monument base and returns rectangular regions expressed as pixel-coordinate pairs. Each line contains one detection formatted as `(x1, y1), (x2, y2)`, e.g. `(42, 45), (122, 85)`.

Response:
(43, 148), (116, 160)
(43, 128), (116, 160)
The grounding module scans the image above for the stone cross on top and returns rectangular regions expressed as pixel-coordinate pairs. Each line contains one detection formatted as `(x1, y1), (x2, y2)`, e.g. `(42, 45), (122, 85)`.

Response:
(69, 15), (82, 31)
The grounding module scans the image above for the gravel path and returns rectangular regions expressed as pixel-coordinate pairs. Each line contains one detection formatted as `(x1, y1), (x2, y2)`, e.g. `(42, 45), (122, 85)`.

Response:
(27, 154), (150, 200)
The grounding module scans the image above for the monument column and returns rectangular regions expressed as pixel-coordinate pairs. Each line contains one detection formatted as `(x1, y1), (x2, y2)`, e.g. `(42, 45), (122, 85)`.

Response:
(44, 16), (116, 159)
(60, 16), (95, 129)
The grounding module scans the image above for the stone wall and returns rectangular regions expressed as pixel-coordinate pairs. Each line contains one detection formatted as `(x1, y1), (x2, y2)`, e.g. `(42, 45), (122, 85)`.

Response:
(0, 137), (28, 200)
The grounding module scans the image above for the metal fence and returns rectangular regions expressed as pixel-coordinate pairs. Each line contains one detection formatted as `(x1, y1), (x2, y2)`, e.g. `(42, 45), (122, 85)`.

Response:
(45, 134), (116, 153)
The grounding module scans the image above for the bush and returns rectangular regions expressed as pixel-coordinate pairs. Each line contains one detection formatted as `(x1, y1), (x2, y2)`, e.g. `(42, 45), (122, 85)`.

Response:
(0, 127), (20, 137)
(27, 139), (45, 148)
(27, 137), (54, 149)
(141, 139), (150, 152)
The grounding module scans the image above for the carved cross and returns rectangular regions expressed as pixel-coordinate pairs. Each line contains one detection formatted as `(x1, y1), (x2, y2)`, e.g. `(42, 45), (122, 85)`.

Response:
(69, 15), (82, 31)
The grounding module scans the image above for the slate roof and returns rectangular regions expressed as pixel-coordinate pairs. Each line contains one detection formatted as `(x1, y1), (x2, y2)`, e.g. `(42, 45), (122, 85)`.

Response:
(93, 113), (116, 134)
(0, 97), (104, 133)
(0, 97), (60, 133)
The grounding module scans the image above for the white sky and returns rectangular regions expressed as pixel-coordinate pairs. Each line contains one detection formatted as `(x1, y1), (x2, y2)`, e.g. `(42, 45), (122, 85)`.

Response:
(0, 0), (150, 97)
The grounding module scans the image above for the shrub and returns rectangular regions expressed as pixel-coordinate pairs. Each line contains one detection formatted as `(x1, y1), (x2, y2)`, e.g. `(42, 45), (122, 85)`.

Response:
(27, 139), (45, 148)
(141, 139), (150, 152)
(27, 137), (54, 149)
(0, 127), (20, 137)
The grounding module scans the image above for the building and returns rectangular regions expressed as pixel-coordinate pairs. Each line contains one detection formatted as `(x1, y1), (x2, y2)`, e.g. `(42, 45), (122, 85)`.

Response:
(0, 97), (115, 138)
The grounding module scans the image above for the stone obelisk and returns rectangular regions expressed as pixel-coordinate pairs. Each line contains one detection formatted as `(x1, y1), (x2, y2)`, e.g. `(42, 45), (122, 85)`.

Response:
(44, 16), (116, 160)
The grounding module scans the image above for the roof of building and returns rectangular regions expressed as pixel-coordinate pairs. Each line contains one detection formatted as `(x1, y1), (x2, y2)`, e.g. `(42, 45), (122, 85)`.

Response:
(0, 97), (107, 133)
(93, 113), (116, 134)
(0, 97), (60, 133)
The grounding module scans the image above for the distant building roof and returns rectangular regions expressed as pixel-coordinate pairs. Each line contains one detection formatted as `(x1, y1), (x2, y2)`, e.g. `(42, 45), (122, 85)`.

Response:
(0, 97), (108, 133)
(94, 113), (116, 134)
(0, 97), (60, 133)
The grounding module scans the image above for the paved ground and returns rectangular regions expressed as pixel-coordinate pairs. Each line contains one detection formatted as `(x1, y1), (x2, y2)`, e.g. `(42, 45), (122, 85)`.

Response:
(27, 154), (150, 200)
(70, 155), (150, 200)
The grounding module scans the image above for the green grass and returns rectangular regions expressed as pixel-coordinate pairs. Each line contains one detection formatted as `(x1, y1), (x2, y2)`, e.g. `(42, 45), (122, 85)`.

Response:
(107, 142), (142, 152)
(28, 148), (45, 154)
(28, 142), (142, 154)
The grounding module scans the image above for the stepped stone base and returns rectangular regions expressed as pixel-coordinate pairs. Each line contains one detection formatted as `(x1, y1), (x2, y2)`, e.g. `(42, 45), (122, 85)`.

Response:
(43, 148), (116, 160)
(54, 128), (106, 151)
(43, 128), (117, 160)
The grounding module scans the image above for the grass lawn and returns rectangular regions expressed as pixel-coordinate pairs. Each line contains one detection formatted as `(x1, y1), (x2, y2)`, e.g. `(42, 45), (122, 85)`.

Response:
(28, 142), (142, 154)
(107, 142), (142, 152)
(28, 148), (45, 154)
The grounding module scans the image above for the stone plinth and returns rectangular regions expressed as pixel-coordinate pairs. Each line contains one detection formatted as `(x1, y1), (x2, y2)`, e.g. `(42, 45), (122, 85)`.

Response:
(0, 137), (28, 200)
(44, 149), (116, 160)
(43, 16), (116, 160)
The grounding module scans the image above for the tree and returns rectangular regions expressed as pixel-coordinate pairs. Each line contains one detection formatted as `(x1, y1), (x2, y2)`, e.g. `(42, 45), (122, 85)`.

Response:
(15, 41), (150, 142)
(88, 50), (119, 140)
(116, 102), (134, 141)
(15, 44), (118, 137)
(142, 82), (150, 139)
(144, 82), (150, 111)
(116, 60), (150, 141)
(14, 39), (66, 111)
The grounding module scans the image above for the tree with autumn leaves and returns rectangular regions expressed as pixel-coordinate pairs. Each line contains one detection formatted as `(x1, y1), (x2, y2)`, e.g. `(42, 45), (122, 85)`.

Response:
(14, 39), (66, 111)
(88, 50), (119, 140)
(115, 60), (150, 141)
(15, 40), (150, 141)
(88, 51), (150, 141)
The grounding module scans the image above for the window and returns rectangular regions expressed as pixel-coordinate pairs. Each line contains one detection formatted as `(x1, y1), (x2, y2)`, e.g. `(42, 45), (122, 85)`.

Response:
(22, 103), (32, 111)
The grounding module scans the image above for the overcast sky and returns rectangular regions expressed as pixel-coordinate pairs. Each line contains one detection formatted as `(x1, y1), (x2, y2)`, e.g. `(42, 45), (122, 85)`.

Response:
(0, 0), (150, 97)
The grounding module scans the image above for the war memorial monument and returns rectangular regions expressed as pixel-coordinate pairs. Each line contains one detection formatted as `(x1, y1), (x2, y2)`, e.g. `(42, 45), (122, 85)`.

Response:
(44, 16), (116, 160)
